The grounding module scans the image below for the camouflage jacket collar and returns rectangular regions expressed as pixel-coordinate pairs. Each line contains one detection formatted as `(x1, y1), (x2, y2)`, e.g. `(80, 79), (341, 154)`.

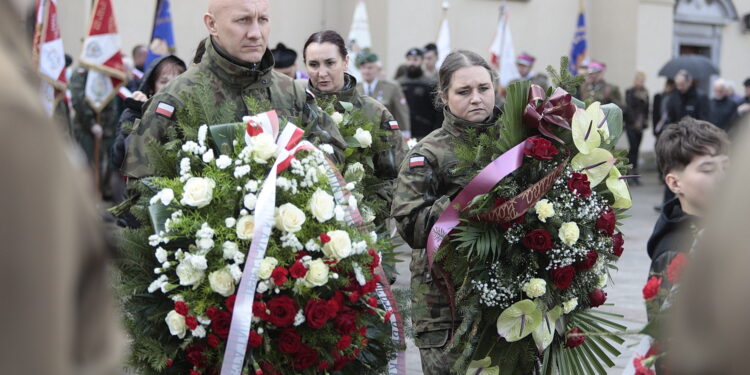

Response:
(441, 106), (500, 137)
(308, 73), (360, 108)
(204, 37), (275, 88)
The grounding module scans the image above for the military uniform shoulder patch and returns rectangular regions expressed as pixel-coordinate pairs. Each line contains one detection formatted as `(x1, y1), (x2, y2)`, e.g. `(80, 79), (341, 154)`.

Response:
(155, 102), (175, 119)
(409, 155), (426, 168)
(389, 120), (400, 130)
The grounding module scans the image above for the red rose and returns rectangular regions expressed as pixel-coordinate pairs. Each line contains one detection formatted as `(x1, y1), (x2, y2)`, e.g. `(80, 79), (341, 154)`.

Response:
(320, 233), (331, 243)
(642, 276), (662, 301)
(190, 370), (201, 375)
(260, 362), (282, 375)
(210, 309), (231, 339)
(327, 297), (342, 318)
(185, 315), (199, 330)
(667, 253), (687, 284)
(267, 296), (297, 327)
(565, 328), (586, 348)
(575, 250), (599, 271)
(278, 328), (302, 354)
(305, 299), (332, 329)
(293, 344), (320, 371)
(271, 266), (289, 287)
(612, 232), (624, 257)
(596, 208), (616, 236)
(550, 266), (576, 290)
(289, 260), (308, 279)
(589, 288), (607, 307)
(248, 330), (262, 348)
(524, 136), (559, 160)
(252, 301), (269, 320)
(225, 295), (236, 312)
(334, 312), (358, 334)
(337, 334), (352, 350)
(522, 229), (554, 251)
(206, 334), (221, 348)
(186, 344), (207, 368)
(567, 172), (592, 198)
(174, 301), (189, 316)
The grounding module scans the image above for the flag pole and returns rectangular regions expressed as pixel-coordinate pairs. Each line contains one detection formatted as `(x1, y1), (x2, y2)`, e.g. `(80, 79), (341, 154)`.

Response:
(94, 111), (102, 196)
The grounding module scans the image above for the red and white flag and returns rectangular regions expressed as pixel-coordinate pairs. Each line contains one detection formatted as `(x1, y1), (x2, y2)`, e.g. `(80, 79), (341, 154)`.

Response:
(488, 6), (520, 87)
(32, 0), (67, 116)
(80, 0), (127, 113)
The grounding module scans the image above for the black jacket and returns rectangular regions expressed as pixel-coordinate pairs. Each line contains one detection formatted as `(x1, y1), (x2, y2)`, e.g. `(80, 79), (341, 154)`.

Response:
(397, 69), (443, 139)
(647, 198), (696, 276)
(665, 86), (709, 124)
(708, 97), (738, 131)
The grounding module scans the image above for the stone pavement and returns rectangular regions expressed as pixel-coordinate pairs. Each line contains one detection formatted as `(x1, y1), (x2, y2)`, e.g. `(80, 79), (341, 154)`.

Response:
(390, 170), (664, 375)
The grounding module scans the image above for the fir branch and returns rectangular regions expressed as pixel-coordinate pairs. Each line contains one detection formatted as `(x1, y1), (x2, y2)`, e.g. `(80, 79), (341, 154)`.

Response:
(546, 56), (585, 94)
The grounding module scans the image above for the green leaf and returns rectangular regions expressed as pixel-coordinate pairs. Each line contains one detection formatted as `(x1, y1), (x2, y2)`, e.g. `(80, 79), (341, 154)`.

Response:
(601, 103), (624, 146)
(345, 136), (361, 148)
(497, 80), (531, 153)
(497, 300), (543, 342)
(339, 101), (354, 112)
(465, 357), (500, 375)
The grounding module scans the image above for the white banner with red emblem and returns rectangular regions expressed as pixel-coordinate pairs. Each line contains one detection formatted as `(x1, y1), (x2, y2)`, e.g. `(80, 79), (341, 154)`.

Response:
(80, 0), (126, 112)
(33, 0), (67, 116)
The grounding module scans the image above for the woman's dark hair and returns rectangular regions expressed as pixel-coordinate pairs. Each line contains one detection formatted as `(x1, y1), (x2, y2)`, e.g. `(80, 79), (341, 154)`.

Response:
(145, 56), (187, 96)
(303, 30), (348, 62)
(435, 50), (496, 107)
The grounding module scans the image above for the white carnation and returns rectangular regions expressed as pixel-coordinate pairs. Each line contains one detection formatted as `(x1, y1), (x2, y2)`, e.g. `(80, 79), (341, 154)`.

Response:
(202, 148), (215, 163)
(534, 199), (555, 223)
(245, 180), (259, 192)
(150, 188), (175, 206)
(155, 247), (168, 263)
(559, 222), (580, 246)
(192, 325), (206, 338)
(229, 263), (242, 282)
(225, 217), (237, 228)
(197, 124), (208, 146)
(319, 144), (334, 154)
(522, 278), (547, 298)
(176, 258), (205, 286)
(216, 155), (232, 169)
(222, 241), (239, 260)
(563, 298), (579, 314)
(330, 111), (344, 125)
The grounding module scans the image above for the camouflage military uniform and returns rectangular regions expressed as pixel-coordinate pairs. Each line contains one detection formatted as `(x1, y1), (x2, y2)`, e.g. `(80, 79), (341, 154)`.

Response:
(578, 79), (623, 107)
(123, 37), (346, 178)
(357, 78), (411, 137)
(509, 72), (550, 91)
(309, 73), (407, 208)
(391, 107), (500, 375)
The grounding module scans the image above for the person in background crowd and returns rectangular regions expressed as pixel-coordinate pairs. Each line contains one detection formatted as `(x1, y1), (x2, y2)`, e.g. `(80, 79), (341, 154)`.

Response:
(653, 78), (675, 136)
(665, 69), (709, 125)
(624, 71), (649, 185)
(356, 51), (412, 138)
(577, 60), (622, 107)
(708, 79), (738, 132)
(509, 52), (549, 90)
(271, 42), (308, 79)
(132, 44), (147, 73)
(392, 50), (500, 375)
(423, 42), (438, 79)
(1, 1), (124, 373)
(725, 80), (744, 104)
(397, 47), (443, 139)
(737, 78), (750, 118)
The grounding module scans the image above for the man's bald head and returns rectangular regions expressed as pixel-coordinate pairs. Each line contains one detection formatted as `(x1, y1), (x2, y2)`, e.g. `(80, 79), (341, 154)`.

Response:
(203, 0), (270, 64)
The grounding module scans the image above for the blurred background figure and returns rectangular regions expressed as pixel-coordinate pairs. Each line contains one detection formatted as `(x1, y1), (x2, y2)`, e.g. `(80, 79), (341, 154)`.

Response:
(271, 42), (308, 79)
(0, 0), (123, 373)
(737, 78), (750, 118)
(422, 42), (438, 79)
(624, 71), (650, 184)
(708, 78), (738, 132)
(578, 60), (622, 106)
(132, 44), (147, 74)
(509, 52), (549, 90)
(397, 47), (443, 139)
(665, 69), (709, 125)
(356, 51), (412, 138)
(653, 78), (675, 136)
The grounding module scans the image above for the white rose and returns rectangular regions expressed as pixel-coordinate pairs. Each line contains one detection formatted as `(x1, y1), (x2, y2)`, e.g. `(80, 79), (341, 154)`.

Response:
(165, 310), (187, 338)
(275, 203), (306, 233)
(243, 193), (257, 210)
(176, 259), (205, 286)
(236, 215), (255, 240)
(309, 189), (335, 223)
(534, 199), (555, 223)
(354, 128), (373, 148)
(250, 133), (278, 163)
(222, 241), (239, 259)
(209, 268), (236, 297)
(216, 155), (232, 169)
(304, 259), (329, 287)
(322, 230), (353, 259)
(180, 177), (216, 208)
(559, 222), (580, 246)
(330, 111), (344, 125)
(522, 278), (547, 298)
(258, 257), (278, 279)
(563, 297), (579, 314)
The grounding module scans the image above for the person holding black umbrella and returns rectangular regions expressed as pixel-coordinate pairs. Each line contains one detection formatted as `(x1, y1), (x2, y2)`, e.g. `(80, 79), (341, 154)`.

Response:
(665, 70), (709, 125)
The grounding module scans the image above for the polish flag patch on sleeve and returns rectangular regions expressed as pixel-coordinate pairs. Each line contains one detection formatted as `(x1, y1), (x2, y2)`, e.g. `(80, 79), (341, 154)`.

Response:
(156, 102), (175, 118)
(409, 155), (426, 168)
(389, 120), (400, 130)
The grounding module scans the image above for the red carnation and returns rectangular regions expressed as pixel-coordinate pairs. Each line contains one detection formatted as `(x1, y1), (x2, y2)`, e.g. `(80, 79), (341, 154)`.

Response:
(293, 345), (320, 371)
(633, 356), (655, 375)
(206, 334), (221, 348)
(565, 328), (586, 348)
(166, 359), (173, 367)
(642, 276), (662, 301)
(368, 248), (380, 269)
(337, 334), (352, 350)
(185, 344), (207, 368)
(185, 315), (199, 330)
(367, 296), (379, 308)
(575, 250), (599, 271)
(318, 361), (331, 370)
(305, 299), (332, 329)
(248, 330), (262, 348)
(271, 266), (289, 287)
(333, 355), (354, 371)
(361, 279), (377, 295)
(225, 295), (236, 313)
(320, 233), (331, 243)
(348, 290), (361, 303)
(334, 312), (358, 334)
(589, 288), (607, 307)
(174, 301), (189, 316)
(596, 208), (617, 236)
(667, 253), (687, 284)
(384, 310), (393, 322)
(522, 229), (554, 251)
(524, 136), (559, 160)
(253, 301), (269, 320)
(267, 296), (297, 327)
(210, 309), (232, 339)
(567, 172), (592, 198)
(289, 260), (308, 279)
(327, 295), (343, 317)
(550, 266), (576, 290)
(190, 370), (201, 375)
(260, 362), (282, 375)
(612, 232), (624, 257)
(205, 306), (219, 320)
(278, 328), (302, 354)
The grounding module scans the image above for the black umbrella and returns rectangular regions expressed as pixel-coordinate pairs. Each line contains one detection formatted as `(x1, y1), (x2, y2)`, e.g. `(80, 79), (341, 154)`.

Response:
(658, 54), (719, 80)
